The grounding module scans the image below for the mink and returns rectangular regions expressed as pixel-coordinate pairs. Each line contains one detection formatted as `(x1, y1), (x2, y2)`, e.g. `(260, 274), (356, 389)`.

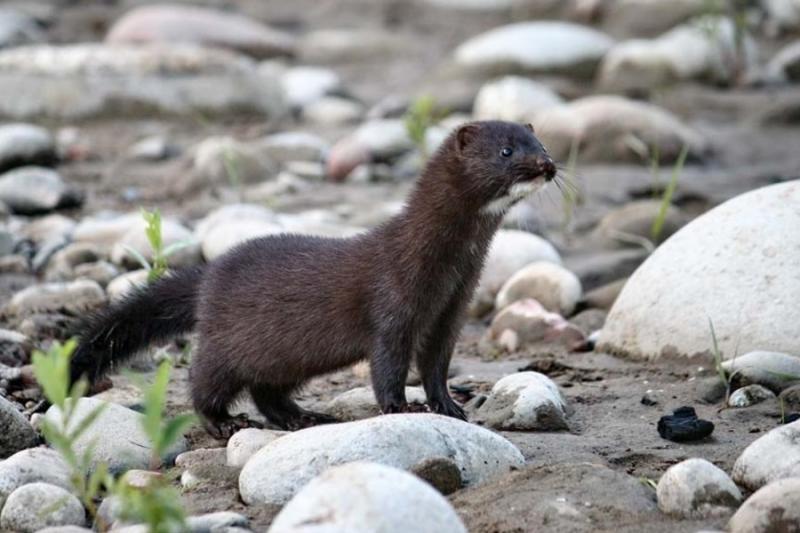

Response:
(70, 120), (556, 438)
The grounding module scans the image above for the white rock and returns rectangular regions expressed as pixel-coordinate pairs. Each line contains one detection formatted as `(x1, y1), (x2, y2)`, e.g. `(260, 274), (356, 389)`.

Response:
(656, 458), (742, 518)
(187, 511), (249, 531)
(455, 21), (614, 76)
(0, 447), (71, 508)
(594, 200), (685, 247)
(534, 95), (708, 163)
(728, 477), (800, 533)
(260, 132), (328, 164)
(495, 261), (582, 315)
(766, 41), (800, 83)
(268, 462), (466, 533)
(298, 29), (406, 63)
(0, 396), (37, 458)
(599, 17), (758, 91)
(474, 371), (569, 430)
(201, 219), (284, 261)
(126, 136), (177, 161)
(227, 428), (286, 468)
(0, 166), (77, 214)
(239, 413), (524, 505)
(0, 44), (285, 119)
(7, 279), (106, 316)
(598, 181), (800, 360)
(721, 351), (800, 392)
(106, 269), (148, 302)
(191, 136), (277, 190)
(0, 9), (44, 49)
(0, 482), (85, 532)
(488, 299), (586, 350)
(0, 123), (55, 171)
(473, 76), (563, 122)
(471, 229), (561, 316)
(72, 212), (142, 249)
(19, 214), (76, 244)
(728, 384), (777, 407)
(106, 4), (295, 59)
(281, 66), (341, 108)
(324, 386), (428, 421)
(351, 119), (414, 159)
(194, 203), (278, 240)
(732, 419), (800, 491)
(303, 96), (364, 125)
(763, 0), (800, 31)
(424, 0), (516, 10)
(44, 397), (187, 474)
(110, 216), (200, 269)
(600, 0), (709, 37)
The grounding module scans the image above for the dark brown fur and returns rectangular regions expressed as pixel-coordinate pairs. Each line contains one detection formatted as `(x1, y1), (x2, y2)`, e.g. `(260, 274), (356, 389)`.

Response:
(70, 120), (555, 437)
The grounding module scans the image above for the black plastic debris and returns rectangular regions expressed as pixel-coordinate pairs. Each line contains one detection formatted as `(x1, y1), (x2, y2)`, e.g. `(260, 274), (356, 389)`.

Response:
(657, 406), (714, 442)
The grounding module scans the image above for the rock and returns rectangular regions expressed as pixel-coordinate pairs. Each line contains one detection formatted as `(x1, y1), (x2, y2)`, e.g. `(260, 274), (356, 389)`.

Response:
(72, 212), (141, 249)
(728, 478), (800, 533)
(534, 95), (708, 163)
(0, 396), (37, 458)
(565, 248), (649, 292)
(0, 482), (85, 532)
(0, 9), (44, 49)
(73, 261), (120, 288)
(19, 215), (76, 244)
(239, 413), (524, 505)
(267, 462), (467, 533)
(495, 262), (582, 315)
(0, 166), (81, 214)
(598, 17), (758, 92)
(106, 269), (148, 301)
(351, 119), (413, 160)
(423, 0), (517, 10)
(593, 200), (685, 247)
(763, 0), (800, 32)
(656, 458), (742, 518)
(281, 66), (341, 108)
(298, 29), (407, 63)
(598, 181), (800, 360)
(303, 96), (364, 125)
(260, 132), (328, 164)
(0, 44), (285, 119)
(36, 527), (93, 533)
(0, 123), (56, 171)
(474, 371), (569, 430)
(195, 203), (284, 260)
(187, 512), (249, 532)
(732, 419), (800, 491)
(325, 137), (370, 182)
(110, 217), (200, 269)
(227, 428), (286, 468)
(487, 299), (586, 350)
(473, 76), (563, 122)
(106, 4), (295, 59)
(191, 136), (278, 191)
(780, 384), (800, 410)
(454, 21), (614, 77)
(324, 386), (428, 421)
(599, 181), (800, 358)
(44, 242), (102, 281)
(0, 447), (71, 508)
(127, 136), (179, 161)
(470, 229), (561, 316)
(410, 456), (463, 495)
(657, 406), (714, 442)
(44, 397), (188, 473)
(599, 0), (709, 37)
(728, 384), (777, 408)
(7, 279), (106, 317)
(581, 278), (627, 310)
(721, 351), (800, 393)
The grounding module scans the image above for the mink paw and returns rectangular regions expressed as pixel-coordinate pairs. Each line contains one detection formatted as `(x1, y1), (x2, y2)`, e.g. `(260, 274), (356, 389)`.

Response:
(205, 414), (261, 440)
(283, 410), (339, 431)
(429, 398), (468, 421)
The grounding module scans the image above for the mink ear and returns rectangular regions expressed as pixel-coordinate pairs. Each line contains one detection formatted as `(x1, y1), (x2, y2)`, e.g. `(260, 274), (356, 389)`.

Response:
(456, 123), (480, 154)
(525, 123), (535, 134)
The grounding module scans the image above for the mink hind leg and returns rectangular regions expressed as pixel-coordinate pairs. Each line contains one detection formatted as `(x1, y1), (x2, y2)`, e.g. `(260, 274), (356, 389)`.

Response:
(370, 331), (413, 414)
(249, 383), (337, 430)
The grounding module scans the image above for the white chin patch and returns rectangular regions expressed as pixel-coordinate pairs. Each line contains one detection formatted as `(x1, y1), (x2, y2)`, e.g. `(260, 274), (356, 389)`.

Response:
(481, 180), (545, 216)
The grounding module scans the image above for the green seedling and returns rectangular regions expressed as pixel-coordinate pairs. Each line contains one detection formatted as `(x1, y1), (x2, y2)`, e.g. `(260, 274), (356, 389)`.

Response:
(124, 208), (192, 282)
(650, 144), (688, 243)
(404, 95), (446, 161)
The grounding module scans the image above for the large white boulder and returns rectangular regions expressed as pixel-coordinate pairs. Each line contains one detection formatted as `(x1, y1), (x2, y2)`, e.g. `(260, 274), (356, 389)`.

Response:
(454, 22), (614, 77)
(598, 181), (800, 360)
(728, 477), (800, 533)
(732, 419), (800, 491)
(473, 76), (563, 122)
(268, 462), (467, 533)
(239, 413), (524, 505)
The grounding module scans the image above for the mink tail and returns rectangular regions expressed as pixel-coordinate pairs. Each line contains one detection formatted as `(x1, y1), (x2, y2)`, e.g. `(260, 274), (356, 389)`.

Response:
(70, 266), (205, 384)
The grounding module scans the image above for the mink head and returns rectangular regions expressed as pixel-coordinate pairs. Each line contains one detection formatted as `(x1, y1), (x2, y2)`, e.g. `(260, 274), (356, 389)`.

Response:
(442, 120), (556, 216)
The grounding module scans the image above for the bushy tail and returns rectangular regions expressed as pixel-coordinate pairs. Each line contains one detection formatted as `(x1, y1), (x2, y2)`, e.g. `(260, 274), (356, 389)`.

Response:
(70, 266), (204, 384)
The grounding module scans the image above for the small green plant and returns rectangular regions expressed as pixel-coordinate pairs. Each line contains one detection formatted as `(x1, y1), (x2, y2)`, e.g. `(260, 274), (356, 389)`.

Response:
(124, 208), (191, 283)
(222, 146), (244, 201)
(403, 95), (445, 161)
(559, 137), (583, 232)
(639, 477), (658, 491)
(650, 144), (688, 243)
(33, 341), (194, 531)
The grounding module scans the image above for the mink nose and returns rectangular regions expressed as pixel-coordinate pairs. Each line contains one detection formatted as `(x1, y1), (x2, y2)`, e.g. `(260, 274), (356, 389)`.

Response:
(538, 156), (556, 181)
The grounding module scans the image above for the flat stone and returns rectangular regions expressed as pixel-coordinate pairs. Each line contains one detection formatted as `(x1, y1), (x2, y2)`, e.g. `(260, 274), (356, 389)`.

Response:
(0, 123), (56, 172)
(226, 428), (286, 468)
(728, 384), (777, 408)
(721, 351), (800, 393)
(323, 386), (427, 421)
(7, 279), (106, 317)
(267, 462), (466, 533)
(0, 482), (85, 533)
(0, 395), (37, 458)
(281, 66), (341, 108)
(599, 181), (800, 360)
(0, 447), (71, 508)
(239, 413), (524, 505)
(473, 76), (563, 122)
(0, 166), (80, 215)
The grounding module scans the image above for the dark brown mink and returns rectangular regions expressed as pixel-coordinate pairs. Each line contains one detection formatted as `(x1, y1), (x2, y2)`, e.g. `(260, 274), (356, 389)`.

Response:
(70, 120), (557, 438)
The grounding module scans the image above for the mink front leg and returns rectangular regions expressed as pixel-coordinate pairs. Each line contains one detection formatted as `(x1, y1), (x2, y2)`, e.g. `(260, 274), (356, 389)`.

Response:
(370, 327), (413, 414)
(417, 299), (467, 421)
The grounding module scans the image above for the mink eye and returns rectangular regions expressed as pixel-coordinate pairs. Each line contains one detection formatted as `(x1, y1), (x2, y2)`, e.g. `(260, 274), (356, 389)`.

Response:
(501, 147), (513, 157)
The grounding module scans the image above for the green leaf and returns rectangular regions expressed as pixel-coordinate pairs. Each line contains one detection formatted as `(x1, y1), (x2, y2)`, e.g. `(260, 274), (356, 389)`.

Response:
(141, 361), (171, 445)
(157, 414), (196, 456)
(651, 144), (688, 242)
